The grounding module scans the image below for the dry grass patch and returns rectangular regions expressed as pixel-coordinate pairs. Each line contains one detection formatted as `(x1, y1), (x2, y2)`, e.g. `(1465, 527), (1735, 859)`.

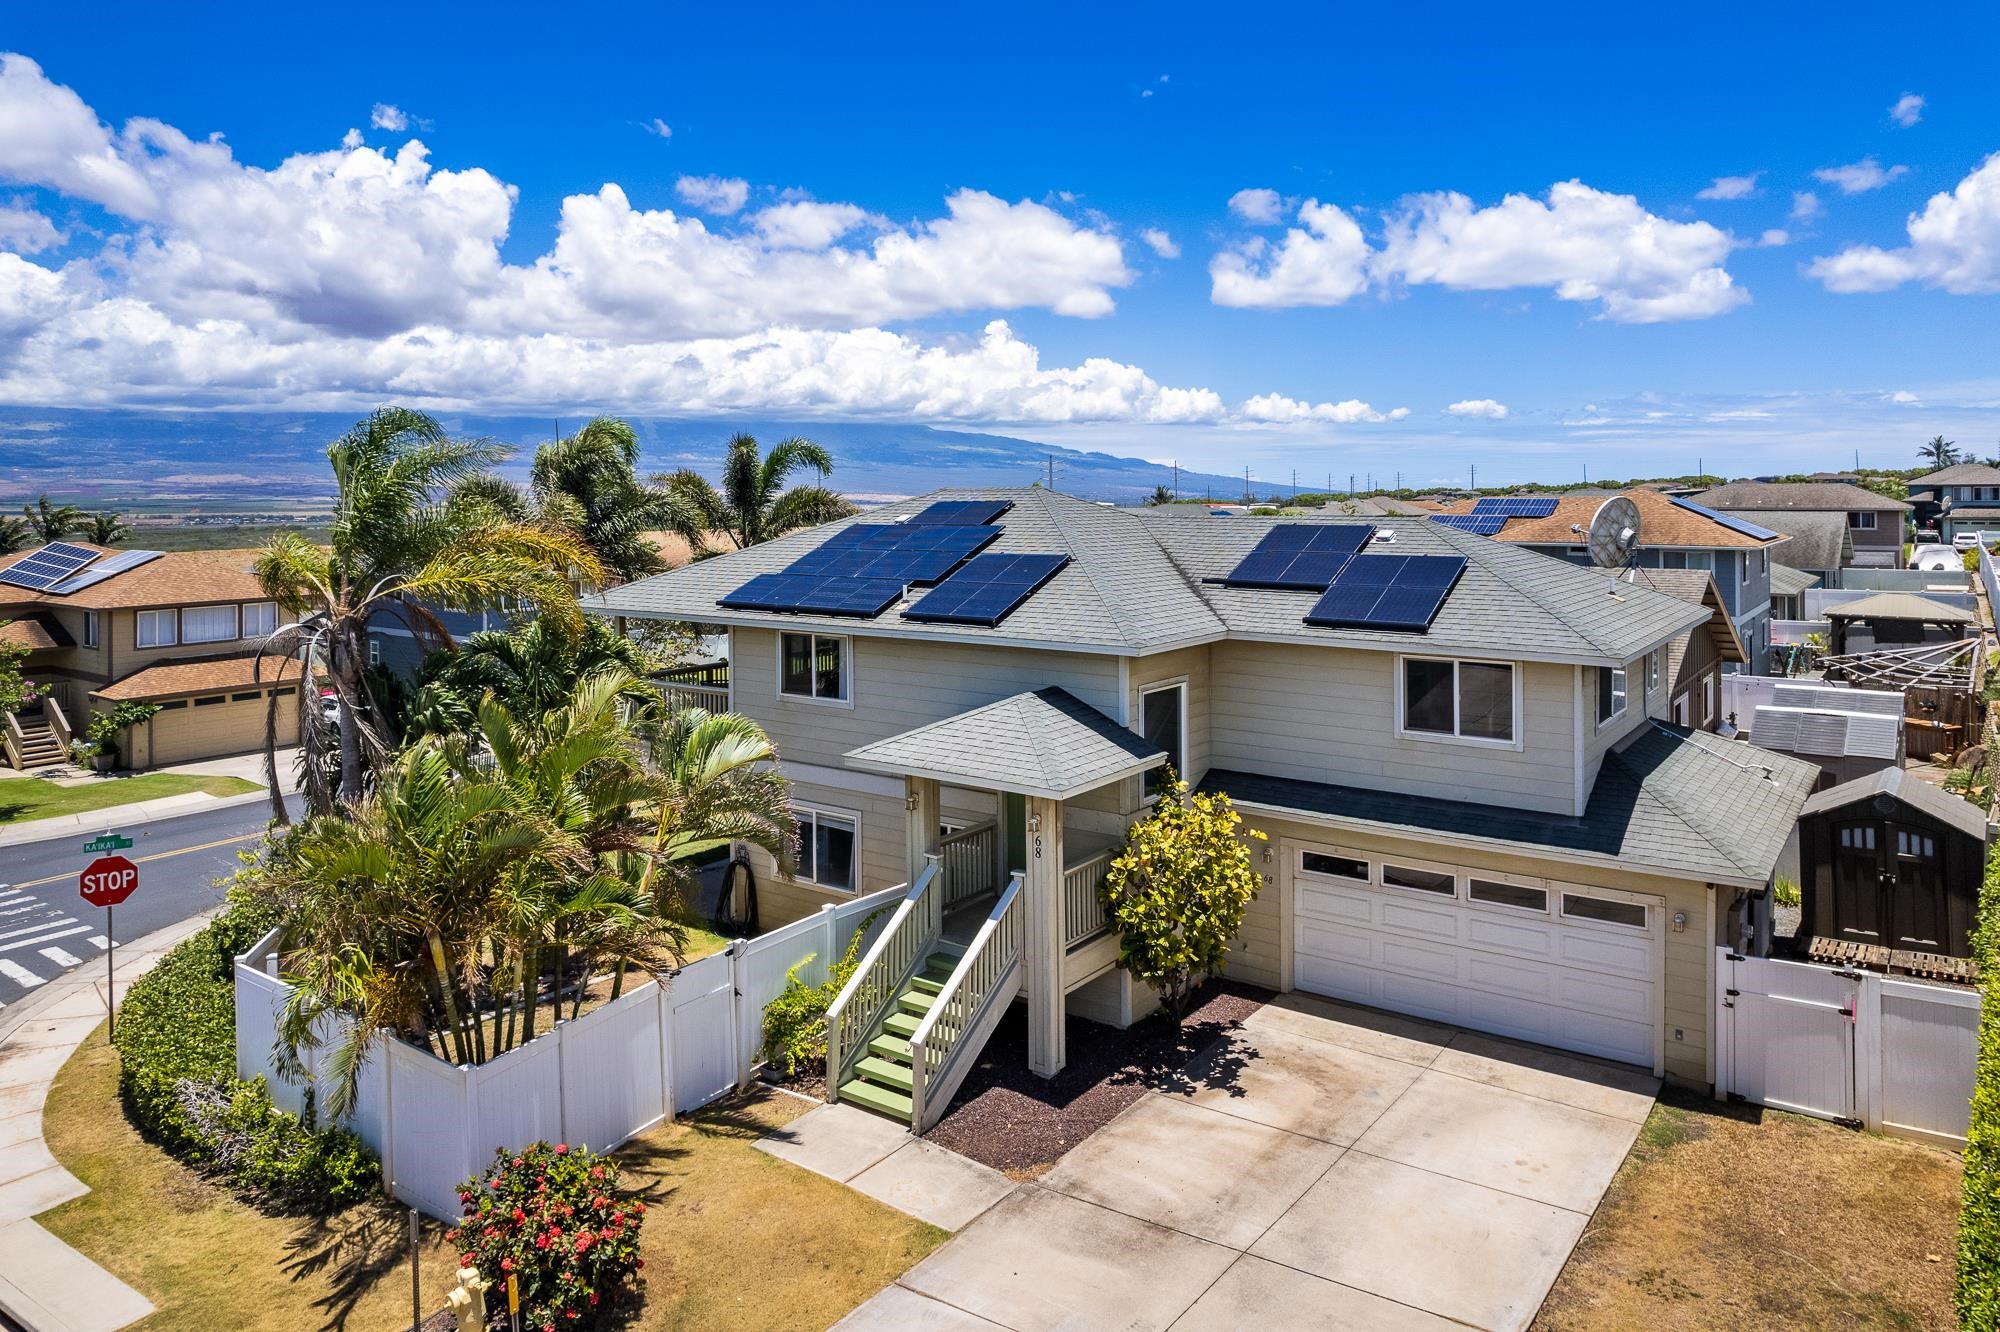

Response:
(43, 1028), (941, 1331)
(1534, 1086), (1961, 1331)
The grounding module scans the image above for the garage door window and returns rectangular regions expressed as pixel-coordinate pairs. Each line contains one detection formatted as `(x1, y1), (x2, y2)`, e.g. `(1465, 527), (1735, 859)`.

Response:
(1469, 878), (1547, 913)
(1562, 893), (1647, 929)
(1400, 657), (1515, 745)
(1382, 863), (1454, 895)
(1300, 851), (1369, 883)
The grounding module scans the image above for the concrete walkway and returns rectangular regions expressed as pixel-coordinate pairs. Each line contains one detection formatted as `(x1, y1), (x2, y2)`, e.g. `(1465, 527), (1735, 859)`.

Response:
(757, 1102), (1015, 1231)
(0, 913), (217, 1331)
(837, 993), (1659, 1332)
(0, 747), (298, 849)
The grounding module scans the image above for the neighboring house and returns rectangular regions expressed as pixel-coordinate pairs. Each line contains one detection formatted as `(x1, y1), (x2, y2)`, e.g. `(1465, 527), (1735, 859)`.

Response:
(1768, 564), (1821, 620)
(1629, 569), (1745, 728)
(1907, 462), (2000, 541)
(0, 543), (300, 770)
(1689, 482), (1910, 569)
(1737, 510), (1852, 586)
(592, 487), (1817, 1126)
(1427, 488), (1787, 673)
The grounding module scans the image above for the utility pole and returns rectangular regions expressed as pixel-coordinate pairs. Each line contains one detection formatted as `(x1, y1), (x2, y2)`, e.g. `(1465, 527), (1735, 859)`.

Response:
(1172, 460), (1179, 498)
(1470, 463), (1477, 492)
(1244, 464), (1252, 504)
(1292, 469), (1297, 502)
(1348, 472), (1355, 497)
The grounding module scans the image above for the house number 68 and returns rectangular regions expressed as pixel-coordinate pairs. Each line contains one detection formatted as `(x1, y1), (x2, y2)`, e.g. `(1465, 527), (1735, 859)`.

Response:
(1033, 835), (1044, 859)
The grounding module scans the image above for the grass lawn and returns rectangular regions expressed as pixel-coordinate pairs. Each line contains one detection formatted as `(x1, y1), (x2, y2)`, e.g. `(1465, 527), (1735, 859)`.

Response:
(0, 773), (259, 825)
(1533, 1085), (1961, 1330)
(42, 1027), (943, 1331)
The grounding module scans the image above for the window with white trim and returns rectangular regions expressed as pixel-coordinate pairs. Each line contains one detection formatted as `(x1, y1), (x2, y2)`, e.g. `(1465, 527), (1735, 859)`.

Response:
(181, 604), (239, 644)
(793, 805), (858, 892)
(1849, 511), (1877, 530)
(779, 632), (848, 703)
(135, 609), (176, 648)
(241, 601), (278, 639)
(1646, 650), (1661, 695)
(80, 611), (97, 648)
(1400, 657), (1515, 744)
(1300, 851), (1369, 882)
(1596, 665), (1628, 725)
(1140, 680), (1186, 800)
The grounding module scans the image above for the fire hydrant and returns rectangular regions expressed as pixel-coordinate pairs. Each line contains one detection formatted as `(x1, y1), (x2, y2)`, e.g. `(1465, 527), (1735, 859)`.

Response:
(446, 1263), (490, 1332)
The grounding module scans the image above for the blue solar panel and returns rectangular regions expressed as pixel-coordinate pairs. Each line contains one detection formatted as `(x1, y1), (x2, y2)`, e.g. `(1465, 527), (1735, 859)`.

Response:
(784, 524), (998, 582)
(1671, 496), (1781, 541)
(903, 554), (1070, 626)
(903, 500), (1014, 527)
(717, 573), (906, 617)
(1303, 554), (1466, 631)
(1258, 523), (1376, 553)
(0, 542), (101, 592)
(1428, 513), (1507, 536)
(1213, 524), (1374, 589)
(1471, 497), (1558, 518)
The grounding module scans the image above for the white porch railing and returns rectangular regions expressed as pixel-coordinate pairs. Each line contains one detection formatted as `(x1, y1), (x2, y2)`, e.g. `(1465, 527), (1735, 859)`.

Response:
(44, 695), (72, 755)
(826, 857), (941, 1097)
(910, 871), (1023, 1131)
(1063, 850), (1113, 950)
(659, 681), (729, 713)
(939, 820), (998, 909)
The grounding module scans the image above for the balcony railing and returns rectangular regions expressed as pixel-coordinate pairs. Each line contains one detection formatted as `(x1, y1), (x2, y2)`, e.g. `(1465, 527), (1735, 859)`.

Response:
(826, 857), (941, 1096)
(938, 821), (998, 910)
(1063, 849), (1114, 950)
(909, 872), (1022, 1131)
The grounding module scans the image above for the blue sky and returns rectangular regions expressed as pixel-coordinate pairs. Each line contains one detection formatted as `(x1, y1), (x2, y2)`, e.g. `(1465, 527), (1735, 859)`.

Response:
(3, 2), (1999, 487)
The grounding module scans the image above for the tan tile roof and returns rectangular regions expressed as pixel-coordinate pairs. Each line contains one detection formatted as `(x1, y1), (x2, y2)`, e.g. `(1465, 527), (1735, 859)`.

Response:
(0, 545), (268, 612)
(0, 612), (73, 651)
(92, 651), (303, 702)
(1428, 488), (1787, 549)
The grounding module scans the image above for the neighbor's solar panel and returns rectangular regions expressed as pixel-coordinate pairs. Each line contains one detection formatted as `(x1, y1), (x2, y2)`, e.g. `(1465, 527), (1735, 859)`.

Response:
(1213, 524), (1375, 590)
(902, 553), (1070, 626)
(1303, 554), (1467, 631)
(717, 573), (907, 618)
(1671, 496), (1781, 541)
(47, 549), (164, 595)
(902, 499), (1014, 527)
(0, 542), (101, 592)
(1428, 513), (1507, 535)
(1471, 497), (1558, 518)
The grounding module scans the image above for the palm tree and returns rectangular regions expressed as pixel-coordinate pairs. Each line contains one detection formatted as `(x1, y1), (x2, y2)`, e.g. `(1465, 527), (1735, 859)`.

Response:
(1920, 435), (1961, 470)
(79, 512), (132, 545)
(659, 432), (855, 556)
(0, 517), (29, 555)
(252, 407), (603, 816)
(408, 616), (656, 739)
(1148, 484), (1173, 506)
(21, 496), (82, 544)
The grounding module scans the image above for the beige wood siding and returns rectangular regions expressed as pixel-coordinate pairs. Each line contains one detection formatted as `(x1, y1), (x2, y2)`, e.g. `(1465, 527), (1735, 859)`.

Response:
(1581, 659), (1653, 800)
(744, 778), (907, 932)
(1208, 643), (1581, 816)
(1128, 644), (1211, 788)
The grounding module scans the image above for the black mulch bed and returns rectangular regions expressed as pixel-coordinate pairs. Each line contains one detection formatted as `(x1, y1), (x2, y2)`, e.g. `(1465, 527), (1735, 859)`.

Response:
(923, 980), (1271, 1177)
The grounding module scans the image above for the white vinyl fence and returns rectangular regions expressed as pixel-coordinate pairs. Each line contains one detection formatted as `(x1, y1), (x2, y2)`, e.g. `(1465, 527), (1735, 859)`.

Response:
(1715, 949), (1978, 1148)
(236, 885), (901, 1218)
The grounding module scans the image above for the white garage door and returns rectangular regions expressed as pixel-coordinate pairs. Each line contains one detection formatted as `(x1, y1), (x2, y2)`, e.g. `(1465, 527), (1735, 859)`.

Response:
(1292, 846), (1662, 1069)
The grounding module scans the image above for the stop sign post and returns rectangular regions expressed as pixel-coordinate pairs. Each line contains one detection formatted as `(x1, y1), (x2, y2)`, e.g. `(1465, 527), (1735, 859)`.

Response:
(79, 850), (138, 1037)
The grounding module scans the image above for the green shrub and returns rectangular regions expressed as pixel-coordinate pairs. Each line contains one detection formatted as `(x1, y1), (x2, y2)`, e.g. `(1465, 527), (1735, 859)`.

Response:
(1962, 753), (2000, 1325)
(114, 902), (377, 1213)
(1771, 877), (1801, 910)
(757, 913), (877, 1077)
(449, 1142), (645, 1330)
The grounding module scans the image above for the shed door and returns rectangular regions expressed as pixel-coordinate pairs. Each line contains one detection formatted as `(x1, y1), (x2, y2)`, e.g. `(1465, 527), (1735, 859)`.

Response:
(1830, 822), (1885, 944)
(1888, 824), (1946, 952)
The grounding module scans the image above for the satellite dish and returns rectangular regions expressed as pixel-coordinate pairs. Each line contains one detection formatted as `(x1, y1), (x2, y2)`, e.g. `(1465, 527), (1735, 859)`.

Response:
(1586, 496), (1642, 569)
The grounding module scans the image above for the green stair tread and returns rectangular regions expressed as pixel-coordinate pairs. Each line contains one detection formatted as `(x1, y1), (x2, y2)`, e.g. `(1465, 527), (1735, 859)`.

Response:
(840, 1078), (912, 1121)
(868, 1032), (911, 1061)
(853, 1055), (913, 1091)
(897, 989), (937, 1015)
(882, 1011), (920, 1038)
(908, 975), (946, 995)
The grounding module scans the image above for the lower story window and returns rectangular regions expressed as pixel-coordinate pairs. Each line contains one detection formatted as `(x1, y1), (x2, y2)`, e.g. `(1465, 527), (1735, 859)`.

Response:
(794, 806), (858, 892)
(1562, 893), (1648, 929)
(1301, 850), (1369, 882)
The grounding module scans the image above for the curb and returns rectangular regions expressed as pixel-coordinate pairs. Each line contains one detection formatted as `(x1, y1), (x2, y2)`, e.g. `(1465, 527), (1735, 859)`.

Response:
(0, 788), (284, 850)
(0, 911), (219, 1331)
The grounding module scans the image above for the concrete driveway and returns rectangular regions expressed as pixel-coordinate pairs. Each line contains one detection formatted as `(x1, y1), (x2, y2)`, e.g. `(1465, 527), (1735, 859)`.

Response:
(836, 992), (1658, 1332)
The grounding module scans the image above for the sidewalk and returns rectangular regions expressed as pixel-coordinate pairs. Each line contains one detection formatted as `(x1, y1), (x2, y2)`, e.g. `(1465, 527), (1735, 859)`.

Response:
(0, 912), (217, 1332)
(0, 748), (299, 850)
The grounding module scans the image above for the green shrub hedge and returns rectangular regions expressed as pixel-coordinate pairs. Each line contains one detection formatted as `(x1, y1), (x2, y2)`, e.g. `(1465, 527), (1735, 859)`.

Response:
(1961, 720), (2000, 1328)
(113, 903), (378, 1213)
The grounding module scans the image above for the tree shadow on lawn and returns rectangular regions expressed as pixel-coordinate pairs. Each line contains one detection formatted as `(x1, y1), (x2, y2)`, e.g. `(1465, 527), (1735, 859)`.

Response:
(278, 1199), (444, 1331)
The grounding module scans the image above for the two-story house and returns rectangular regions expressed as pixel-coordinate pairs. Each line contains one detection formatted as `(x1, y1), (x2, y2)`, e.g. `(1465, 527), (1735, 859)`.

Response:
(1908, 463), (2000, 542)
(1689, 481), (1911, 569)
(591, 489), (1815, 1130)
(1425, 489), (1786, 672)
(0, 543), (300, 769)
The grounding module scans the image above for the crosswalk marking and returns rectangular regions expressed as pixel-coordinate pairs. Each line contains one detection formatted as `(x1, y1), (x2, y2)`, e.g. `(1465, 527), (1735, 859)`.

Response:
(0, 915), (78, 945)
(38, 947), (82, 967)
(0, 959), (43, 988)
(89, 935), (109, 949)
(0, 924), (92, 955)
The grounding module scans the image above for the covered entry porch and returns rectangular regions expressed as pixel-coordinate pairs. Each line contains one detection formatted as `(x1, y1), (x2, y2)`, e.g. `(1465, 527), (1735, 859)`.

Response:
(826, 688), (1164, 1128)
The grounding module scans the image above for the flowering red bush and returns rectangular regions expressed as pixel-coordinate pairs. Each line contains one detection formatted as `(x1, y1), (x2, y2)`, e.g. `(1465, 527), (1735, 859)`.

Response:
(449, 1142), (646, 1329)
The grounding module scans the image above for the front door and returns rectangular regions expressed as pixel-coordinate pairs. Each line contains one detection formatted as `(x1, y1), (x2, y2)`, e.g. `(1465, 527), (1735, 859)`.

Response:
(1829, 822), (1886, 944)
(1888, 824), (1948, 952)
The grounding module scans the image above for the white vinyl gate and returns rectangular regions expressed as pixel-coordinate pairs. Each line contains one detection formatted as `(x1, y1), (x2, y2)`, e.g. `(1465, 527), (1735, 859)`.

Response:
(1716, 949), (1978, 1147)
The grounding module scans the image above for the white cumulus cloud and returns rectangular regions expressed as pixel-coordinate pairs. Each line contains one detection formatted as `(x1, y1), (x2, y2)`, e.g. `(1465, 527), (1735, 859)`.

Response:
(1139, 227), (1179, 259)
(1890, 390), (1920, 404)
(1814, 157), (1910, 195)
(1890, 93), (1925, 128)
(1809, 152), (2000, 294)
(1757, 229), (1791, 248)
(0, 204), (61, 253)
(1697, 172), (1761, 201)
(1227, 188), (1285, 224)
(673, 174), (750, 215)
(369, 103), (408, 132)
(750, 200), (872, 250)
(1210, 201), (1371, 308)
(1446, 398), (1509, 419)
(1791, 191), (1823, 221)
(643, 118), (672, 139)
(1239, 393), (1407, 424)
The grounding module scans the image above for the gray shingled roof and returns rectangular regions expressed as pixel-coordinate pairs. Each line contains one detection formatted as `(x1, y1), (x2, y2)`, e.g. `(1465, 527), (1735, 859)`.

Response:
(844, 687), (1163, 799)
(588, 487), (1709, 666)
(1911, 463), (2000, 487)
(1691, 482), (1910, 512)
(1200, 723), (1818, 887)
(1769, 563), (1821, 597)
(1823, 591), (1974, 624)
(1731, 510), (1852, 570)
(1801, 767), (1991, 841)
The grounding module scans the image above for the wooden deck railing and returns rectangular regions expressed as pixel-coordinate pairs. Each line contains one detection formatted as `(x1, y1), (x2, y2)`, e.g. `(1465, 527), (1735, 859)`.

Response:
(1, 712), (23, 771)
(1063, 850), (1113, 950)
(909, 872), (1022, 1130)
(826, 857), (941, 1097)
(658, 681), (730, 714)
(938, 821), (998, 909)
(44, 696), (72, 756)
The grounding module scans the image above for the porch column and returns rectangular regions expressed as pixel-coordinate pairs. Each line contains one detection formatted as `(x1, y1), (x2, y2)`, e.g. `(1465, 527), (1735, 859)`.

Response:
(1024, 794), (1066, 1077)
(905, 775), (940, 886)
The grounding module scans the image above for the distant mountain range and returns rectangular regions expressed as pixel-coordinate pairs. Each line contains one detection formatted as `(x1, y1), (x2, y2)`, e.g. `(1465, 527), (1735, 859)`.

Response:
(0, 408), (1249, 510)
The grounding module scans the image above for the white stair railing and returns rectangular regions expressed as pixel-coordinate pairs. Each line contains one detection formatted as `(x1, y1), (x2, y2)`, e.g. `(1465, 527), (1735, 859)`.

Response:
(938, 820), (998, 909)
(1062, 850), (1113, 949)
(44, 696), (72, 755)
(909, 871), (1023, 1130)
(826, 857), (941, 1098)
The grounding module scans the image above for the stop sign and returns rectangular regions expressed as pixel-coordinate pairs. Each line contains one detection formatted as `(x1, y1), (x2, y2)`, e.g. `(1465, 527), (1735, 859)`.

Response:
(80, 855), (139, 907)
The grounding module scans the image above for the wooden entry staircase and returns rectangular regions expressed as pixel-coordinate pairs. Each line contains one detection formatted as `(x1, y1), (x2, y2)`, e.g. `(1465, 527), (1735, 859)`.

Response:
(4, 704), (68, 771)
(827, 858), (1023, 1130)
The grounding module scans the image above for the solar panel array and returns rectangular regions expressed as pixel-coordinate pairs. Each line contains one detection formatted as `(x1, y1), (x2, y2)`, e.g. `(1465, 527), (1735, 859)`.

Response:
(0, 542), (101, 592)
(1304, 554), (1468, 631)
(787, 524), (999, 583)
(1213, 524), (1376, 589)
(47, 549), (163, 595)
(903, 554), (1070, 626)
(903, 499), (1015, 527)
(1471, 497), (1558, 518)
(1427, 513), (1507, 535)
(1670, 496), (1780, 541)
(718, 573), (908, 618)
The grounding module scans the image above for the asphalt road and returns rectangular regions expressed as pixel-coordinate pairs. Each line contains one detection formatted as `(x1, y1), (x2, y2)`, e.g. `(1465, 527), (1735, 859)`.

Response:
(0, 793), (300, 1008)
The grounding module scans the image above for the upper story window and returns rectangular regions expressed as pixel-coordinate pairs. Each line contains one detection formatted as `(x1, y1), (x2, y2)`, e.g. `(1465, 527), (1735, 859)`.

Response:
(1596, 664), (1629, 725)
(182, 604), (239, 645)
(1646, 650), (1662, 694)
(1140, 680), (1186, 800)
(80, 611), (97, 649)
(135, 609), (176, 648)
(779, 632), (848, 704)
(1849, 511), (1877, 530)
(242, 601), (278, 639)
(1400, 656), (1515, 746)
